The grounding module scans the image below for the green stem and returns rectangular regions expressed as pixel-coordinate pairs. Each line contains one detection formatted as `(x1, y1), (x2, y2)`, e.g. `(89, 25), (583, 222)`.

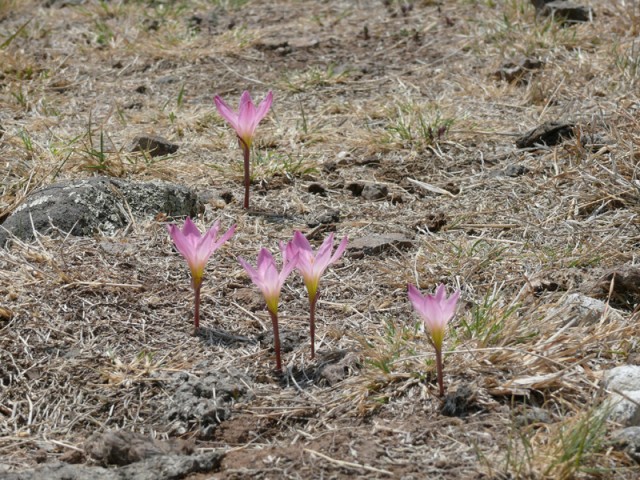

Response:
(309, 294), (317, 359)
(240, 139), (251, 210)
(268, 309), (282, 371)
(435, 347), (445, 397)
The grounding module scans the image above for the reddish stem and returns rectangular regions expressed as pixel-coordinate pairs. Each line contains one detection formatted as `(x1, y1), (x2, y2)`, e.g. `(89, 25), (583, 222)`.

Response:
(240, 139), (251, 210)
(193, 283), (201, 336)
(435, 347), (445, 397)
(309, 294), (317, 359)
(268, 309), (282, 371)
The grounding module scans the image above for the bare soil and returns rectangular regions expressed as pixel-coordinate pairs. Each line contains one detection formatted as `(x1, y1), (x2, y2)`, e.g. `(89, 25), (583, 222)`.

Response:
(2, 0), (640, 478)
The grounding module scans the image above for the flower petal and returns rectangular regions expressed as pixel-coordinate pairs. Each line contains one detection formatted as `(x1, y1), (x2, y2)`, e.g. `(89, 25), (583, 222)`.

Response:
(214, 95), (239, 130)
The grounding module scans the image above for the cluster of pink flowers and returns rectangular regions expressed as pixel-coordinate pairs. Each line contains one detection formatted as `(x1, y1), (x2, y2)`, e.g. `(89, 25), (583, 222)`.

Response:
(167, 217), (347, 372)
(166, 90), (461, 394)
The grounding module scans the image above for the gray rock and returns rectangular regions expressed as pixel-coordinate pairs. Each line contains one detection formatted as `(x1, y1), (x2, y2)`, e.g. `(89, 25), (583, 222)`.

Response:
(547, 293), (624, 327)
(502, 164), (529, 177)
(514, 407), (553, 427)
(0, 177), (202, 246)
(604, 366), (640, 392)
(612, 427), (640, 462)
(84, 430), (193, 466)
(1, 451), (223, 480)
(604, 391), (640, 427)
(129, 135), (179, 157)
(347, 233), (414, 258)
(361, 183), (388, 200)
(307, 210), (340, 228)
(165, 368), (253, 439)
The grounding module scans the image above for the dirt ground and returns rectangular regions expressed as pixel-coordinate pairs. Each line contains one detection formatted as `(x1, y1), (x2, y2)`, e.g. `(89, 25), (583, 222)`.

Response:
(2, 0), (640, 478)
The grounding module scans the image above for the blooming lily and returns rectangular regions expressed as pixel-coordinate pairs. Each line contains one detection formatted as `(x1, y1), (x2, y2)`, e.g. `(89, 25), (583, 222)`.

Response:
(238, 248), (298, 371)
(283, 231), (348, 358)
(408, 283), (460, 396)
(214, 90), (273, 209)
(167, 217), (235, 334)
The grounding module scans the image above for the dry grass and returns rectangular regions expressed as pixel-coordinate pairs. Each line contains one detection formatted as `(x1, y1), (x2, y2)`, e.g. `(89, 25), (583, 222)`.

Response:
(2, 0), (640, 478)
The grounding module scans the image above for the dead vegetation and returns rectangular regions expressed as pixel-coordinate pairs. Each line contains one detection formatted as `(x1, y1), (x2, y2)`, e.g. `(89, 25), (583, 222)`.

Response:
(2, 0), (640, 478)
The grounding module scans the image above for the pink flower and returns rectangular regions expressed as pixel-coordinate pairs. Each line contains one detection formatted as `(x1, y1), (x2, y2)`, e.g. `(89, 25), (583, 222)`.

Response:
(283, 231), (348, 302)
(407, 283), (460, 350)
(238, 248), (298, 371)
(408, 283), (460, 397)
(282, 231), (348, 358)
(167, 217), (235, 332)
(168, 217), (236, 288)
(238, 248), (297, 315)
(214, 90), (273, 150)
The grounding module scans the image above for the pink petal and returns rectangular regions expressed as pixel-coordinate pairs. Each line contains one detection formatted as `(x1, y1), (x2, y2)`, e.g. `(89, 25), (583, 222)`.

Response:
(407, 284), (426, 314)
(292, 231), (313, 253)
(257, 248), (275, 273)
(280, 253), (299, 283)
(214, 95), (239, 130)
(211, 224), (236, 251)
(254, 91), (273, 123)
(168, 223), (196, 264)
(182, 217), (201, 239)
(328, 235), (348, 265)
(238, 256), (259, 284)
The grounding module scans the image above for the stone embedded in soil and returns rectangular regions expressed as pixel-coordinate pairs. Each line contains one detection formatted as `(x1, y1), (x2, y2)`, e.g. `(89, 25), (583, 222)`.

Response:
(129, 135), (179, 157)
(165, 368), (253, 440)
(603, 390), (640, 427)
(612, 427), (640, 462)
(346, 233), (414, 258)
(316, 351), (361, 386)
(515, 121), (575, 148)
(345, 182), (365, 196)
(604, 366), (640, 392)
(361, 183), (388, 201)
(540, 1), (594, 24)
(441, 384), (478, 417)
(502, 164), (530, 177)
(514, 406), (553, 427)
(587, 264), (640, 308)
(494, 57), (544, 84)
(414, 212), (447, 233)
(307, 210), (340, 227)
(84, 430), (194, 466)
(547, 293), (624, 327)
(308, 183), (327, 196)
(1, 451), (223, 480)
(0, 177), (202, 246)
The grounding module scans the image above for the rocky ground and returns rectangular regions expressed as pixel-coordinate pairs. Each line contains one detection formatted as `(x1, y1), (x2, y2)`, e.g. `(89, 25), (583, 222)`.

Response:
(2, 0), (640, 478)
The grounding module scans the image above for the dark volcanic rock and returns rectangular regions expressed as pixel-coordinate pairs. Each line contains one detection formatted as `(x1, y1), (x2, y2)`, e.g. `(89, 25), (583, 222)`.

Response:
(308, 183), (327, 196)
(129, 135), (179, 157)
(515, 121), (575, 148)
(165, 368), (253, 439)
(0, 177), (202, 246)
(540, 1), (594, 24)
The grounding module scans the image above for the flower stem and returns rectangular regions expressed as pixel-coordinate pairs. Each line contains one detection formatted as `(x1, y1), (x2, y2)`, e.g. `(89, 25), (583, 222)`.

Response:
(193, 283), (201, 336)
(241, 140), (251, 210)
(435, 347), (445, 397)
(309, 294), (317, 359)
(268, 309), (282, 371)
